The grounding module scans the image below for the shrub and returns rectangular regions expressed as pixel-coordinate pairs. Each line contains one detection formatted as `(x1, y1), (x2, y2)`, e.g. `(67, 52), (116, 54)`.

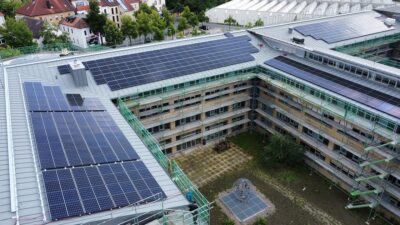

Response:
(222, 218), (235, 225)
(253, 217), (268, 225)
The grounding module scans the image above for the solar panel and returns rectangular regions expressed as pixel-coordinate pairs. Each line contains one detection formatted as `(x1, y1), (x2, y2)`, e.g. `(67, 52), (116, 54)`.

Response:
(264, 56), (400, 119)
(24, 82), (165, 221)
(24, 82), (106, 111)
(31, 111), (139, 169)
(294, 15), (394, 43)
(43, 161), (165, 220)
(57, 65), (70, 75)
(67, 36), (257, 91)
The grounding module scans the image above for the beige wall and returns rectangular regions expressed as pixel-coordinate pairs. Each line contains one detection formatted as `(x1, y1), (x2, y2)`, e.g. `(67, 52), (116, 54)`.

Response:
(16, 11), (74, 25)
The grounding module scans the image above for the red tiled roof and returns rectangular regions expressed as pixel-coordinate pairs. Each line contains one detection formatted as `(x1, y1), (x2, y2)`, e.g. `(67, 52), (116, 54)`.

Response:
(124, 0), (140, 11)
(16, 0), (75, 17)
(100, 0), (120, 7)
(60, 17), (89, 29)
(76, 5), (90, 12)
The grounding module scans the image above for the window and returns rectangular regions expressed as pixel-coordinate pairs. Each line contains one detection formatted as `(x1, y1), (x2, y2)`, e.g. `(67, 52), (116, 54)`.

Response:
(206, 106), (229, 117)
(175, 114), (201, 127)
(148, 123), (170, 134)
(84, 30), (87, 35)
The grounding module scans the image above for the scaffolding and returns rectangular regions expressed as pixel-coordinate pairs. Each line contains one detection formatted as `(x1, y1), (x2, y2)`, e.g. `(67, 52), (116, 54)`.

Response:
(118, 99), (212, 224)
(256, 66), (400, 222)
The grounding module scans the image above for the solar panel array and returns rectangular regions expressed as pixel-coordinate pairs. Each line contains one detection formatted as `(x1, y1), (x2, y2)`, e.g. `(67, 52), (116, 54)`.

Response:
(294, 15), (394, 44)
(221, 190), (268, 222)
(24, 82), (165, 221)
(81, 36), (258, 91)
(264, 56), (400, 119)
(57, 63), (89, 75)
(24, 82), (105, 111)
(43, 161), (164, 220)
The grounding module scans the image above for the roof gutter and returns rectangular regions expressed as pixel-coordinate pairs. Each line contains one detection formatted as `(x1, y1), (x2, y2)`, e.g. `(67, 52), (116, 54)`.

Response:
(2, 62), (19, 224)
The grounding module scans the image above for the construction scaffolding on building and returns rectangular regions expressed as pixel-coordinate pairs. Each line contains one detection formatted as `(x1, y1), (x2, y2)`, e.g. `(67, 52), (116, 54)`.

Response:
(118, 99), (212, 224)
(257, 65), (400, 222)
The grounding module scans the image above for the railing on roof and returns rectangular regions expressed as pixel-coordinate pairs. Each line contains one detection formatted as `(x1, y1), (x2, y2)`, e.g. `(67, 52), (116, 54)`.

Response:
(0, 43), (108, 59)
(117, 98), (211, 224)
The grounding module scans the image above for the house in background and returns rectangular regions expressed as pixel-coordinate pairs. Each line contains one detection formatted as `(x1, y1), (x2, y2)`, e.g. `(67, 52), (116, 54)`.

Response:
(60, 16), (98, 48)
(16, 0), (75, 25)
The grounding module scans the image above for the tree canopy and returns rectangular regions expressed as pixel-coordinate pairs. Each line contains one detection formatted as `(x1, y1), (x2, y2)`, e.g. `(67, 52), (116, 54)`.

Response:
(121, 16), (138, 45)
(224, 16), (237, 31)
(86, 0), (107, 41)
(0, 0), (28, 18)
(103, 20), (124, 46)
(177, 17), (188, 32)
(262, 134), (305, 167)
(254, 18), (264, 27)
(0, 18), (35, 48)
(41, 22), (71, 45)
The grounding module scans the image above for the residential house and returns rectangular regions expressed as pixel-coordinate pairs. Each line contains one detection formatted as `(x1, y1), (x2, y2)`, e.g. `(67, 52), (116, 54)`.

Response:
(144, 0), (165, 12)
(16, 0), (75, 25)
(60, 16), (98, 48)
(99, 0), (121, 27)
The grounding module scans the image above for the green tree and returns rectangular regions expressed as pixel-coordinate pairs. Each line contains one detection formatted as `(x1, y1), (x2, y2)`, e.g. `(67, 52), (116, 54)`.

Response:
(136, 11), (153, 42)
(255, 18), (264, 27)
(177, 17), (188, 32)
(198, 11), (209, 26)
(167, 24), (176, 39)
(121, 16), (138, 45)
(135, 3), (152, 16)
(0, 18), (34, 48)
(151, 10), (166, 32)
(187, 13), (198, 31)
(0, 0), (24, 18)
(181, 6), (192, 21)
(245, 22), (253, 28)
(224, 15), (237, 31)
(181, 6), (198, 31)
(86, 0), (107, 44)
(262, 134), (304, 167)
(161, 8), (174, 27)
(103, 20), (124, 46)
(41, 22), (71, 45)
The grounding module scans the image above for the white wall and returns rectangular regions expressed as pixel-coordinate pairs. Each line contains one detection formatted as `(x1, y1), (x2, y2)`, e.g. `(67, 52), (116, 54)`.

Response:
(144, 0), (165, 12)
(60, 24), (92, 48)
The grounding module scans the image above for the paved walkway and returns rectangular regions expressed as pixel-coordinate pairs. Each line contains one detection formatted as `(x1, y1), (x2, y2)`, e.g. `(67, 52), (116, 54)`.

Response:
(173, 143), (252, 187)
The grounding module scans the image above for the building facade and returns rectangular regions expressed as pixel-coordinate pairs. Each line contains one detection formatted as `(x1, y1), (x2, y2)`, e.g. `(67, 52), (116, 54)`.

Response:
(60, 17), (98, 48)
(16, 0), (75, 25)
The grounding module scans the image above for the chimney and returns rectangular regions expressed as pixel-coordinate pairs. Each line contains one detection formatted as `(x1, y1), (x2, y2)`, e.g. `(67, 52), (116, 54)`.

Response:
(68, 60), (88, 87)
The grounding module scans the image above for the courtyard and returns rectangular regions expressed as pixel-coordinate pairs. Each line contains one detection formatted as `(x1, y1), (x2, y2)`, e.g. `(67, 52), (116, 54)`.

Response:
(173, 132), (390, 225)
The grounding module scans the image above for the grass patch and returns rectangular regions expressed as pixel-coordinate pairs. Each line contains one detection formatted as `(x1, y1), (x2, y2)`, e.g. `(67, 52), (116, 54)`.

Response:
(277, 170), (299, 183)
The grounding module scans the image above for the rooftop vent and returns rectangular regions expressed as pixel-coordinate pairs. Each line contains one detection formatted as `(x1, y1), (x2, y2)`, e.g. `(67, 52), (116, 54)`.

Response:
(68, 59), (88, 87)
(292, 37), (304, 45)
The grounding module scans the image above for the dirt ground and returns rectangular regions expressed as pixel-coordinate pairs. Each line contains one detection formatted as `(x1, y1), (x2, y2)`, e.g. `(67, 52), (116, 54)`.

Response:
(175, 132), (392, 225)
